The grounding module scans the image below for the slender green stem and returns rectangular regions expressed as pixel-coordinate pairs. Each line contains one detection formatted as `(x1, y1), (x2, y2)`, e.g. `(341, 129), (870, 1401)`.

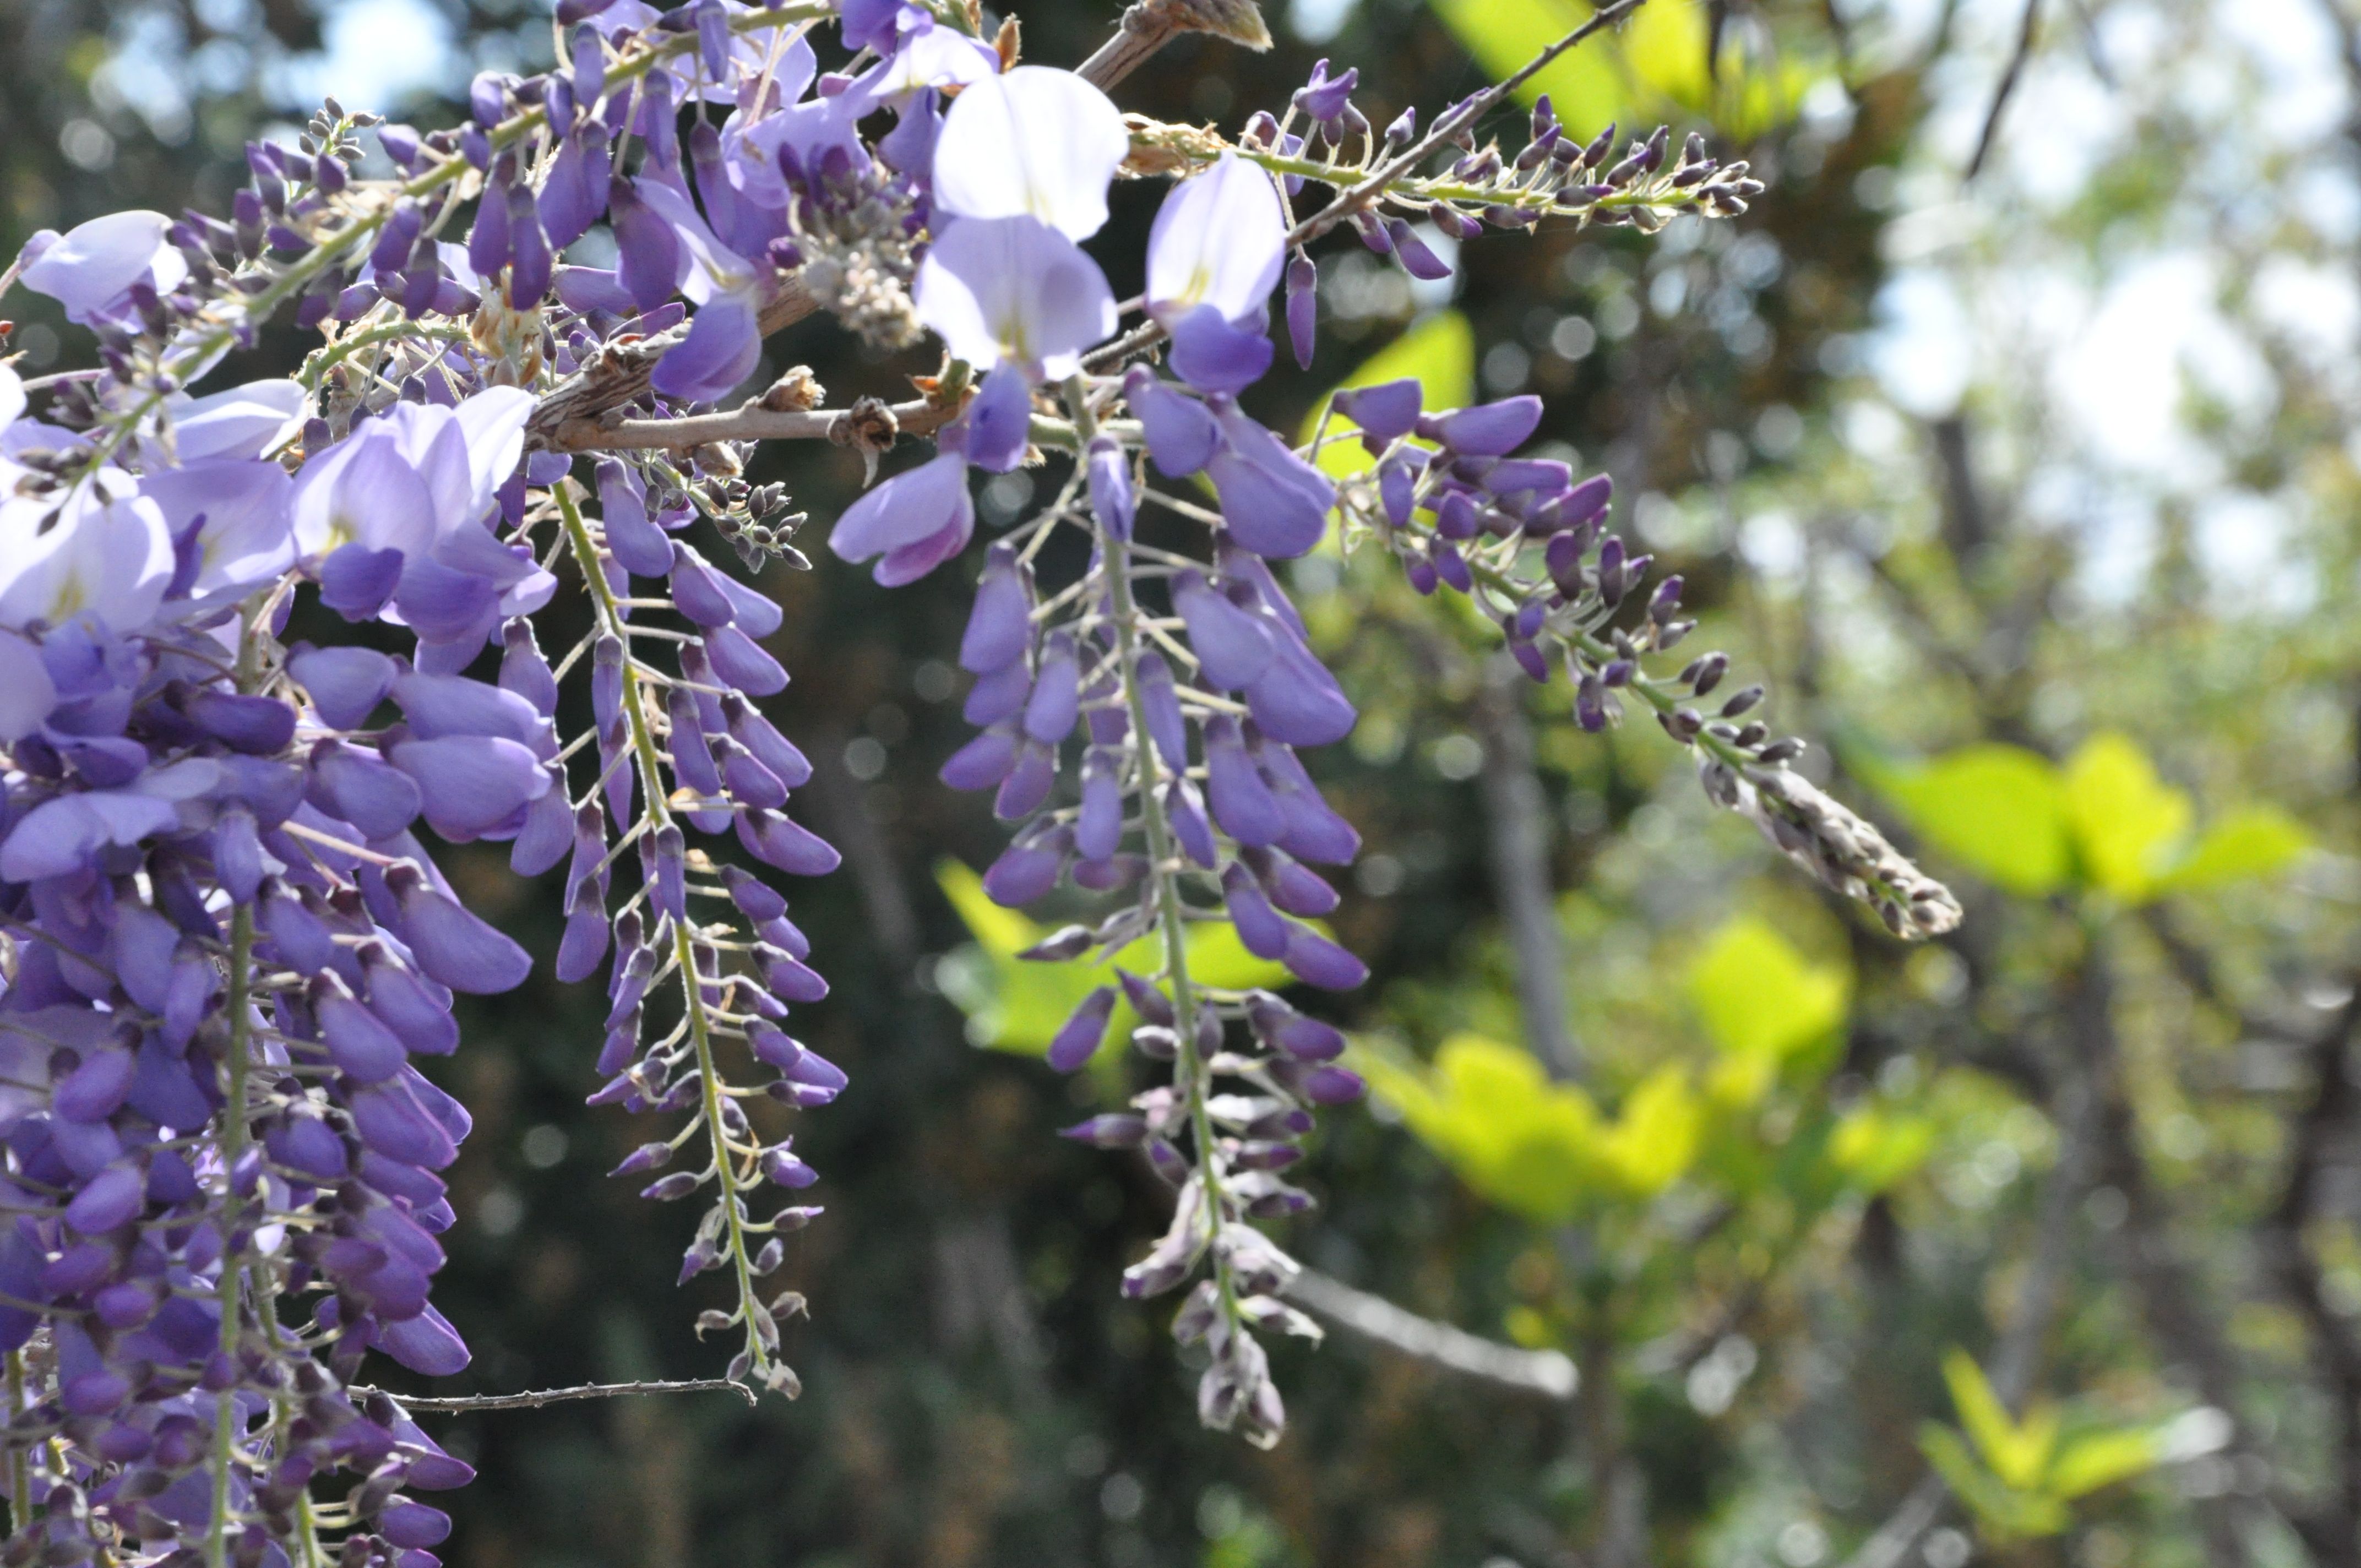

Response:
(554, 483), (771, 1382)
(1062, 375), (1243, 1332)
(205, 597), (273, 1568)
(205, 905), (255, 1568)
(4, 1351), (25, 1535)
(1225, 142), (1679, 219)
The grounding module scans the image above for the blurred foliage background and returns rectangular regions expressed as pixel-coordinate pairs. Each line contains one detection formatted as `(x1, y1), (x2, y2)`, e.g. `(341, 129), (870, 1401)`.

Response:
(12, 0), (2361, 1564)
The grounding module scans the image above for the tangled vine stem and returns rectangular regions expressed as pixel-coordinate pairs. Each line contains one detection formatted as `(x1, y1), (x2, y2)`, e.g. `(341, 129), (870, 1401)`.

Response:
(0, 0), (1957, 1556)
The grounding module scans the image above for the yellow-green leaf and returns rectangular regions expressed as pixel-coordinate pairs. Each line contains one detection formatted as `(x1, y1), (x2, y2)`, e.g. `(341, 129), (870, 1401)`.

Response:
(1359, 1034), (1600, 1222)
(1429, 0), (1631, 122)
(2047, 1428), (2159, 1501)
(1300, 311), (1475, 480)
(1944, 1351), (2019, 1477)
(2061, 733), (2192, 902)
(1826, 1105), (1936, 1194)
(1687, 916), (1850, 1061)
(1918, 1425), (2069, 1539)
(1427, 0), (1823, 140)
(2153, 807), (2310, 894)
(1872, 744), (2070, 897)
(1595, 1065), (1700, 1195)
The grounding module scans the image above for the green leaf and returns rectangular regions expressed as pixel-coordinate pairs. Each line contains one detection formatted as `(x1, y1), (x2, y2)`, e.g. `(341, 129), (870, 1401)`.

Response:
(1426, 0), (1825, 140)
(2152, 807), (2310, 894)
(1359, 1034), (1600, 1222)
(2061, 732), (2192, 902)
(1941, 1348), (2054, 1491)
(1428, 0), (1630, 121)
(1299, 312), (1475, 480)
(2047, 1428), (2159, 1501)
(1686, 916), (1850, 1061)
(1595, 1065), (1700, 1195)
(1826, 1105), (1936, 1194)
(1870, 744), (2071, 897)
(1918, 1425), (2069, 1540)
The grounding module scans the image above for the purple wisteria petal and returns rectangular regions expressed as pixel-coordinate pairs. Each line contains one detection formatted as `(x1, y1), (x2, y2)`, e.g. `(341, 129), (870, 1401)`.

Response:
(1281, 925), (1368, 990)
(392, 870), (532, 994)
(1077, 746), (1123, 860)
(17, 212), (187, 325)
(1171, 570), (1275, 690)
(1147, 153), (1287, 329)
(1124, 369), (1221, 477)
(940, 725), (1019, 791)
(596, 459), (673, 578)
(1022, 632), (1080, 744)
(1205, 405), (1335, 560)
(1203, 715), (1283, 846)
(820, 469), (966, 589)
(966, 369), (1032, 475)
(932, 66), (1130, 241)
(960, 543), (1032, 673)
(651, 288), (763, 403)
(1048, 986), (1117, 1072)
(0, 487), (175, 636)
(1086, 435), (1135, 541)
(1169, 306), (1275, 396)
(828, 451), (971, 576)
(317, 986), (410, 1084)
(1429, 396), (1544, 456)
(1243, 633), (1357, 747)
(915, 215), (1116, 379)
(308, 742), (424, 841)
(735, 809), (841, 876)
(1331, 378), (1422, 443)
(609, 177), (686, 313)
(377, 1304), (470, 1376)
(167, 379), (308, 462)
(541, 126), (613, 249)
(1286, 254), (1317, 369)
(1135, 651), (1190, 771)
(1222, 864), (1289, 959)
(0, 631), (57, 741)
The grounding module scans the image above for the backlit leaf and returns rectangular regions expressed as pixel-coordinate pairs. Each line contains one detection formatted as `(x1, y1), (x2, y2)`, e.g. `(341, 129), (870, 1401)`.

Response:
(1869, 744), (2070, 897)
(1687, 916), (1850, 1063)
(2061, 732), (2191, 902)
(2153, 807), (2310, 894)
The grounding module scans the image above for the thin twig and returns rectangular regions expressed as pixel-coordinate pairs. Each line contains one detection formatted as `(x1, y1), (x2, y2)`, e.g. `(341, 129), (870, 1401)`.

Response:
(1078, 0), (1272, 90)
(1284, 1267), (1580, 1400)
(1475, 654), (1582, 1079)
(524, 277), (822, 448)
(2264, 979), (2361, 1561)
(352, 1377), (759, 1412)
(1965, 0), (2041, 181)
(546, 395), (945, 454)
(1838, 1008), (2098, 1568)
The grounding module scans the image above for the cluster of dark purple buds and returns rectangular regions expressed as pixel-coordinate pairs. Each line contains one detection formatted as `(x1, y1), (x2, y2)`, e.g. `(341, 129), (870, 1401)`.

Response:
(1237, 74), (1766, 368)
(1321, 379), (1962, 940)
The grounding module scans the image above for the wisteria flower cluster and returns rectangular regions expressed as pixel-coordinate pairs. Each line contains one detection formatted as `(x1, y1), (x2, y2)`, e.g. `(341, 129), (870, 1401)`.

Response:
(0, 0), (1956, 1559)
